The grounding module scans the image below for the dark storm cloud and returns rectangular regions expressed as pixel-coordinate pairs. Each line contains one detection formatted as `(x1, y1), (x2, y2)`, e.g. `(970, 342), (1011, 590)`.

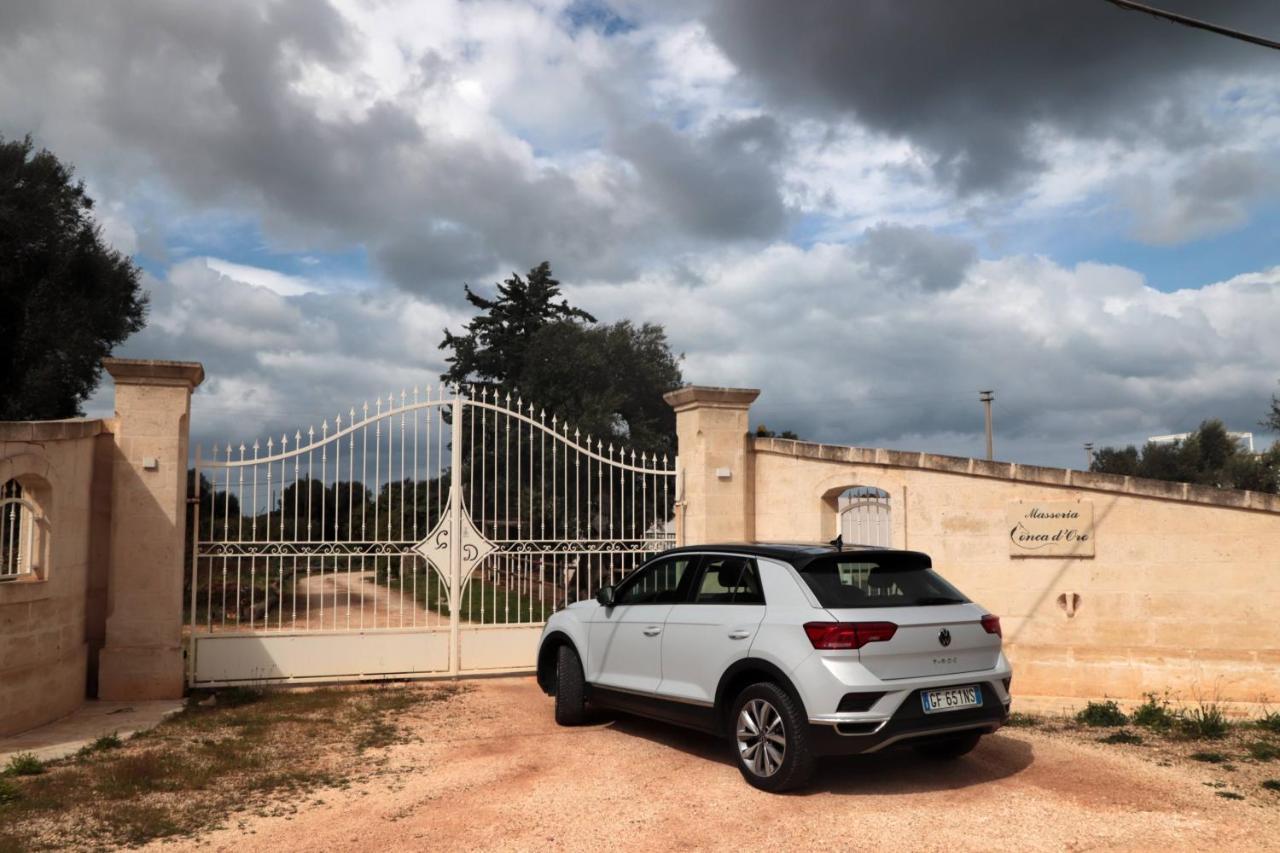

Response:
(613, 115), (788, 240)
(855, 223), (975, 292)
(704, 0), (1280, 192)
(2, 0), (770, 295)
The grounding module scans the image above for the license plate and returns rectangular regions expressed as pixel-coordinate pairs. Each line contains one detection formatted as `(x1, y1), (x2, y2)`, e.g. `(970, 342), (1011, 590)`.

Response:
(921, 685), (982, 714)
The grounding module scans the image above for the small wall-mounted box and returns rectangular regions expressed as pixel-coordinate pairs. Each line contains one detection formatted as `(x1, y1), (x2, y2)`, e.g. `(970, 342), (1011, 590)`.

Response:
(142, 456), (159, 471)
(715, 467), (732, 480)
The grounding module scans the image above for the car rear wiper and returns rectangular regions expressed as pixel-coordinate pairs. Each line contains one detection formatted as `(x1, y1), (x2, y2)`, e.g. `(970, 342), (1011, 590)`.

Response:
(913, 596), (966, 605)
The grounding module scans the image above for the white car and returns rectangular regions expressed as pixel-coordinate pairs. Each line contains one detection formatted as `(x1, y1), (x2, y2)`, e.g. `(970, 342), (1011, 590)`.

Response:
(537, 543), (1012, 791)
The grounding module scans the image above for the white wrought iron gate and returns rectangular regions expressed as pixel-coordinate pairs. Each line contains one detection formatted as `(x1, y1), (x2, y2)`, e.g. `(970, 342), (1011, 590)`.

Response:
(188, 387), (676, 686)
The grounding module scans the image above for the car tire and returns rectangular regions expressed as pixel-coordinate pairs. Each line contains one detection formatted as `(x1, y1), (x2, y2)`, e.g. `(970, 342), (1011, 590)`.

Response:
(913, 731), (982, 759)
(554, 644), (588, 726)
(730, 682), (814, 792)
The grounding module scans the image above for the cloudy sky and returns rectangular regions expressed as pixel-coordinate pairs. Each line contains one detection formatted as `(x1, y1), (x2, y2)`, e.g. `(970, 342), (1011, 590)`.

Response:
(4, 0), (1280, 467)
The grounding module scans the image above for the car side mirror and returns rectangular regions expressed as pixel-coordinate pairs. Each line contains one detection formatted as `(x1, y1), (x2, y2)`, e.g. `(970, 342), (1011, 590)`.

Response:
(596, 585), (616, 607)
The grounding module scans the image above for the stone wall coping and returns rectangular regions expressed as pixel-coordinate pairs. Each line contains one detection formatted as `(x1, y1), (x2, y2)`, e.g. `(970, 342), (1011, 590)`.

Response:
(0, 419), (108, 442)
(753, 436), (1280, 514)
(663, 385), (761, 412)
(103, 358), (205, 389)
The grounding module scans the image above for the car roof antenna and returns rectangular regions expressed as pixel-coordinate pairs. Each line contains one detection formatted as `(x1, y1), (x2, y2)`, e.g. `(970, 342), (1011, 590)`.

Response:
(829, 533), (843, 550)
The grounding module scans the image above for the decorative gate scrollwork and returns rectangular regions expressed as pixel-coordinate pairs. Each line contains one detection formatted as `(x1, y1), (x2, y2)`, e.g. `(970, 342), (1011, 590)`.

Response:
(188, 386), (676, 684)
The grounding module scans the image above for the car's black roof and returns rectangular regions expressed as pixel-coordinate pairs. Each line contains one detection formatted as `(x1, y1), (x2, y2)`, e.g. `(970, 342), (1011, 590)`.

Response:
(659, 542), (932, 570)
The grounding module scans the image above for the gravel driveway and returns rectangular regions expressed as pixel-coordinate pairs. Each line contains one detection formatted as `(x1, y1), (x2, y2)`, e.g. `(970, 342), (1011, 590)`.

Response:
(163, 677), (1279, 852)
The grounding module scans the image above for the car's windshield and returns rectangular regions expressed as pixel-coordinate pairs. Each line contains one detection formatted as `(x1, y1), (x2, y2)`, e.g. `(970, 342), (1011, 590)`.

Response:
(798, 553), (967, 608)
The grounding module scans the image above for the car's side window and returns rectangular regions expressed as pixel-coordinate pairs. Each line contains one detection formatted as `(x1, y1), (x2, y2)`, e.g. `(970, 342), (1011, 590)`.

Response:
(615, 555), (698, 605)
(692, 555), (765, 605)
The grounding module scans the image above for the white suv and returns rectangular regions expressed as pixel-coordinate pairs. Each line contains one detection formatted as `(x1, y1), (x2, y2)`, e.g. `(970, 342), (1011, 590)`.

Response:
(536, 543), (1012, 791)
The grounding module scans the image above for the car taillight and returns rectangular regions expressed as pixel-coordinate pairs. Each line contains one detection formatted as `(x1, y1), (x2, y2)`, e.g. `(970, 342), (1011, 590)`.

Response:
(981, 614), (1002, 637)
(803, 621), (897, 650)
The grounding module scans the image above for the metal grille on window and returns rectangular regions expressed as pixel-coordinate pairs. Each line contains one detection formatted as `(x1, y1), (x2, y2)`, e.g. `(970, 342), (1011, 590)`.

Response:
(1, 480), (31, 580)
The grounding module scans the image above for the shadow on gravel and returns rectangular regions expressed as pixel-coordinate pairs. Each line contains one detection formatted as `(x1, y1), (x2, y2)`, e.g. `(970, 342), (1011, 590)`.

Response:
(604, 713), (1034, 795)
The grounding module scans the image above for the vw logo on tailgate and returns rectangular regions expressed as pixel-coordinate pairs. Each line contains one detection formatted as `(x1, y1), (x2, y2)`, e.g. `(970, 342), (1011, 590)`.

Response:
(938, 628), (952, 647)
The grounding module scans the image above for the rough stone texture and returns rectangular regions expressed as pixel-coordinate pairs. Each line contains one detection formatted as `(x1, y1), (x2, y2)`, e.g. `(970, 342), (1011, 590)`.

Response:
(0, 424), (103, 736)
(97, 360), (202, 701)
(673, 395), (1280, 705)
(664, 387), (760, 545)
(0, 359), (201, 736)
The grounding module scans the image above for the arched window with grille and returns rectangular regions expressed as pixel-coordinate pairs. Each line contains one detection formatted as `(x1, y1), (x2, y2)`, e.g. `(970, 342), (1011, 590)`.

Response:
(836, 486), (892, 547)
(1, 479), (37, 580)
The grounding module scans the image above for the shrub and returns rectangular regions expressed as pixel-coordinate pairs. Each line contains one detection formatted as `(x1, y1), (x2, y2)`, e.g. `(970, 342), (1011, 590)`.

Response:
(1131, 693), (1177, 731)
(4, 753), (43, 776)
(1180, 703), (1230, 740)
(78, 731), (123, 759)
(1258, 711), (1280, 735)
(1005, 712), (1040, 728)
(0, 778), (18, 805)
(1076, 700), (1128, 727)
(1263, 779), (1280, 793)
(1248, 741), (1280, 761)
(1099, 729), (1142, 745)
(1191, 751), (1229, 764)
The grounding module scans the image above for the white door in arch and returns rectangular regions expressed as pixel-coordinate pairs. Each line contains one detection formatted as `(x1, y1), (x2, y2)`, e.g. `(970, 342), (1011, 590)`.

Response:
(188, 386), (677, 686)
(838, 486), (892, 547)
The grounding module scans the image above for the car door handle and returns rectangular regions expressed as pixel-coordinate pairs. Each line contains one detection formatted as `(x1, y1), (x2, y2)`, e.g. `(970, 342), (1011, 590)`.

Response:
(728, 629), (752, 640)
(642, 626), (662, 636)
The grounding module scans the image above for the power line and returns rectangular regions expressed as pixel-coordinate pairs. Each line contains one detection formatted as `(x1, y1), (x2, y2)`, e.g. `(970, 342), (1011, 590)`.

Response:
(1104, 0), (1280, 52)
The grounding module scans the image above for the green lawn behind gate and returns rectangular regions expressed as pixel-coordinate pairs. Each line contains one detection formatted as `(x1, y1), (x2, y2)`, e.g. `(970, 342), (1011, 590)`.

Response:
(372, 564), (546, 623)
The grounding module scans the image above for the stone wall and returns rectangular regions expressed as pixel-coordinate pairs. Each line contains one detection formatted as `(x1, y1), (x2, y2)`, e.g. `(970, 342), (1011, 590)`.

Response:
(0, 420), (110, 736)
(0, 359), (202, 737)
(669, 386), (1280, 707)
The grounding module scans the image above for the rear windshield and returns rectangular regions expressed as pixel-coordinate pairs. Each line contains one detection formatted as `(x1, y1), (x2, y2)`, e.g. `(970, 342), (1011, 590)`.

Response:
(798, 553), (968, 609)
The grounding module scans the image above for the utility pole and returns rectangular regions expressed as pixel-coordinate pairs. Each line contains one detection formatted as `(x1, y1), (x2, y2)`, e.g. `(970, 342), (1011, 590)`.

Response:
(1084, 442), (1094, 470)
(979, 390), (994, 460)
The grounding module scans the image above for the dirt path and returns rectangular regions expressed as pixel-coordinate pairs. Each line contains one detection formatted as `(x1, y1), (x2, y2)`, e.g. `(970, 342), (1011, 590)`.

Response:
(157, 678), (1280, 852)
(201, 569), (446, 633)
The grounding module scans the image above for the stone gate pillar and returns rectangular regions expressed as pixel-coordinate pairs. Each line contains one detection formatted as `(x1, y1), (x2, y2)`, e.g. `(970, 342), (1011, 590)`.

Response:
(663, 386), (759, 546)
(97, 358), (204, 700)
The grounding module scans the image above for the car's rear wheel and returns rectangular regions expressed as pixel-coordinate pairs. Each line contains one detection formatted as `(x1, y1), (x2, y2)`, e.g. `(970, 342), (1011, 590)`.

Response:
(554, 644), (587, 726)
(731, 682), (814, 792)
(913, 731), (982, 759)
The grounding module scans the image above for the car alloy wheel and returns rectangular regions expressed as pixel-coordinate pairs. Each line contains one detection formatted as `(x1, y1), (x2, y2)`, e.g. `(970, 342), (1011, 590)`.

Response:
(737, 697), (786, 777)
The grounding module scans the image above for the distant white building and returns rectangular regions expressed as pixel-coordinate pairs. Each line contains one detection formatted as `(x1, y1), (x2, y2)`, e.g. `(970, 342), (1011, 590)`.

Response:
(1148, 431), (1255, 453)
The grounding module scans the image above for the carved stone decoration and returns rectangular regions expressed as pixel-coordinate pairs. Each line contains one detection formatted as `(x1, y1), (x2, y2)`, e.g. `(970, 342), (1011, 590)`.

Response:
(413, 504), (496, 588)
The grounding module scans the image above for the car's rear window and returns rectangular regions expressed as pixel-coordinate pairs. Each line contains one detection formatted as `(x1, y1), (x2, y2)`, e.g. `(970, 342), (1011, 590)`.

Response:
(798, 553), (968, 608)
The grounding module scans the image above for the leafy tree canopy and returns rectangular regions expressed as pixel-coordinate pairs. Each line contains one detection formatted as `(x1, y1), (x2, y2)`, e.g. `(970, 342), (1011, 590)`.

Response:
(0, 135), (148, 419)
(1090, 419), (1279, 494)
(439, 262), (683, 457)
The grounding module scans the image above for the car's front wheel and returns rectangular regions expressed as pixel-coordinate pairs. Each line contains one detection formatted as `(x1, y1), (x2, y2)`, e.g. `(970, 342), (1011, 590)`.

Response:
(553, 644), (587, 726)
(731, 682), (814, 792)
(912, 731), (982, 759)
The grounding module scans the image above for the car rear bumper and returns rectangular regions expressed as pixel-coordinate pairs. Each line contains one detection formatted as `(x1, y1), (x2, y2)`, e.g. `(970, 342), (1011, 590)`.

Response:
(806, 681), (1009, 756)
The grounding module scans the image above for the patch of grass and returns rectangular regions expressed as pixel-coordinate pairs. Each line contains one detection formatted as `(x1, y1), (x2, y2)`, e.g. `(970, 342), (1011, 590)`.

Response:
(1216, 791), (1245, 801)
(0, 683), (467, 850)
(1179, 702), (1230, 740)
(1005, 712), (1041, 728)
(1262, 779), (1280, 793)
(1131, 692), (1178, 732)
(1248, 740), (1280, 761)
(1099, 729), (1143, 745)
(4, 753), (44, 776)
(1257, 711), (1280, 735)
(76, 731), (123, 759)
(1191, 751), (1230, 763)
(1076, 700), (1128, 728)
(374, 565), (544, 623)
